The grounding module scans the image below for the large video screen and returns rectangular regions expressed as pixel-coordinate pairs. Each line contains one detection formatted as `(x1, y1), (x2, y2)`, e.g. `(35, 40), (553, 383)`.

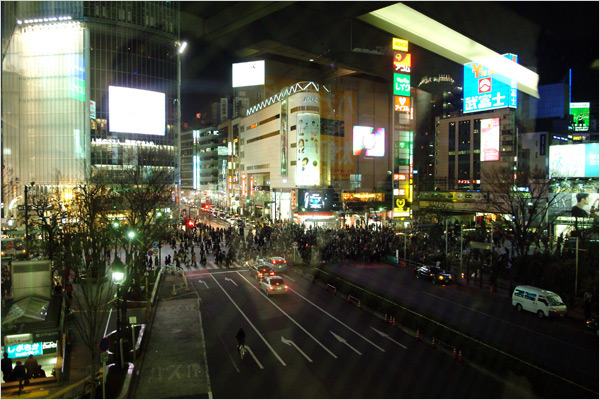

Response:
(480, 118), (500, 161)
(353, 126), (385, 157)
(232, 60), (265, 88)
(108, 86), (165, 136)
(296, 113), (321, 186)
(550, 192), (599, 218)
(297, 189), (332, 211)
(549, 143), (599, 178)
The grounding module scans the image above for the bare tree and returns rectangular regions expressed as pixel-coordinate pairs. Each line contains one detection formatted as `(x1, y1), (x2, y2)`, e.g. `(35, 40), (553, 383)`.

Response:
(113, 147), (176, 293)
(480, 165), (564, 257)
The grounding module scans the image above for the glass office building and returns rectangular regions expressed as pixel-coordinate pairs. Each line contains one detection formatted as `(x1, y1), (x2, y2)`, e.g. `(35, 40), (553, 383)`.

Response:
(2, 1), (180, 208)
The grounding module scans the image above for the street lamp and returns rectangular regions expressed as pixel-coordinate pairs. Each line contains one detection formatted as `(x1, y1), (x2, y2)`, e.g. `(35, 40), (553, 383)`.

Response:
(176, 40), (187, 220)
(111, 257), (125, 368)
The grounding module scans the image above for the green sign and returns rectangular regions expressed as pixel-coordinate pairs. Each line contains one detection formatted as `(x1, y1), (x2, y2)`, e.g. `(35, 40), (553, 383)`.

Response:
(570, 102), (590, 132)
(393, 73), (411, 96)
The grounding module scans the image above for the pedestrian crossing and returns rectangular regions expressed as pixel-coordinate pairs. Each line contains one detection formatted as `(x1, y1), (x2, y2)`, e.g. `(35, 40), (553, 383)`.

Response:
(165, 261), (246, 272)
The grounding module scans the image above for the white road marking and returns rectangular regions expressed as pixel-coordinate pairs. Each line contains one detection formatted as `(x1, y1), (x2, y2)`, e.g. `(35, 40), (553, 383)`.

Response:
(224, 277), (238, 286)
(330, 331), (362, 355)
(237, 272), (338, 359)
(281, 273), (295, 282)
(210, 274), (287, 367)
(289, 288), (386, 352)
(281, 336), (313, 362)
(370, 327), (407, 349)
(244, 345), (263, 369)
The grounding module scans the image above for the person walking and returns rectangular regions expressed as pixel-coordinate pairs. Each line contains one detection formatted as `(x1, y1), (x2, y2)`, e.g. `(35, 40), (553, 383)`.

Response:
(1, 351), (13, 382)
(13, 360), (26, 393)
(24, 354), (39, 379)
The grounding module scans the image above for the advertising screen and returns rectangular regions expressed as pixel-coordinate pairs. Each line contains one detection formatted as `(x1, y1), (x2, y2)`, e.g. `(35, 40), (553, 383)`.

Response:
(297, 189), (332, 211)
(550, 192), (599, 218)
(296, 113), (320, 186)
(463, 54), (518, 113)
(549, 143), (599, 178)
(480, 118), (500, 161)
(570, 102), (590, 132)
(394, 96), (410, 112)
(353, 126), (385, 157)
(109, 86), (165, 136)
(393, 52), (411, 73)
(232, 60), (265, 88)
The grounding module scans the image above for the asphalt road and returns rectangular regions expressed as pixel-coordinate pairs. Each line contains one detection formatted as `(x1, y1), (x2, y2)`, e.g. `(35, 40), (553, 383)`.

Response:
(322, 262), (599, 397)
(192, 267), (537, 398)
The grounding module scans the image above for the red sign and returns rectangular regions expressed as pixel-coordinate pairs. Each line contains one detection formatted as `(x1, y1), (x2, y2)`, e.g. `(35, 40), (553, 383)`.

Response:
(478, 77), (492, 93)
(394, 96), (411, 112)
(394, 173), (407, 181)
(249, 176), (254, 197)
(393, 52), (411, 73)
(241, 173), (247, 197)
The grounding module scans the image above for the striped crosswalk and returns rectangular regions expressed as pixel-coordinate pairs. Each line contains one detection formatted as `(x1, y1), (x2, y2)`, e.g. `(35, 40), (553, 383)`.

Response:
(169, 261), (246, 272)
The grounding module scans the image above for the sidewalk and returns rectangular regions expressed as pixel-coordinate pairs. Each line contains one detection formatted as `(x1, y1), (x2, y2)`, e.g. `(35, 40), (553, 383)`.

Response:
(130, 271), (211, 399)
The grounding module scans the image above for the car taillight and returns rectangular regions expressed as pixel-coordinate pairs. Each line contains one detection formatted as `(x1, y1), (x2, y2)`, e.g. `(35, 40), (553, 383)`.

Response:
(258, 273), (263, 276)
(283, 260), (287, 263)
(270, 272), (275, 276)
(269, 287), (274, 291)
(284, 285), (288, 289)
(271, 260), (276, 264)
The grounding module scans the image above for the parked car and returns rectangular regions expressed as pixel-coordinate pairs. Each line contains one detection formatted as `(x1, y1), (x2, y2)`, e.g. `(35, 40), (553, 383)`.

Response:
(259, 276), (288, 296)
(249, 263), (275, 280)
(415, 265), (452, 284)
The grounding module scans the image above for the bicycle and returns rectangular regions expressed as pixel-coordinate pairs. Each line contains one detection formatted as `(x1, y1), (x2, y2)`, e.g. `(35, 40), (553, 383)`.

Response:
(237, 343), (246, 360)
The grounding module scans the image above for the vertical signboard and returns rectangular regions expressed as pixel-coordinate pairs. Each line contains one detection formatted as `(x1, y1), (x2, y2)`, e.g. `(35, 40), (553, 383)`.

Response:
(280, 98), (288, 176)
(249, 176), (254, 197)
(241, 173), (247, 197)
(480, 118), (500, 161)
(220, 98), (228, 122)
(296, 113), (320, 186)
(392, 37), (412, 218)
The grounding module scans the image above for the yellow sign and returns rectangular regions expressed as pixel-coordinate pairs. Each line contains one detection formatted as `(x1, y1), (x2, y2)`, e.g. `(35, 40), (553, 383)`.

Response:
(392, 38), (409, 52)
(342, 193), (385, 202)
(395, 198), (405, 208)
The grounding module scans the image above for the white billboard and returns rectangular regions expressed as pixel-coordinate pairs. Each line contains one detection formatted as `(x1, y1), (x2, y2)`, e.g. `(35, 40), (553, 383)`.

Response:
(232, 60), (265, 88)
(480, 117), (500, 161)
(296, 113), (320, 186)
(549, 143), (599, 178)
(108, 86), (165, 136)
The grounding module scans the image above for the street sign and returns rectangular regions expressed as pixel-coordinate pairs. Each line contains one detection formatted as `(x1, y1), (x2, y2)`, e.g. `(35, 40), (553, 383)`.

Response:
(153, 242), (159, 248)
(147, 250), (154, 257)
(101, 351), (109, 363)
(129, 316), (137, 325)
(99, 337), (110, 352)
(152, 248), (159, 256)
(292, 241), (298, 248)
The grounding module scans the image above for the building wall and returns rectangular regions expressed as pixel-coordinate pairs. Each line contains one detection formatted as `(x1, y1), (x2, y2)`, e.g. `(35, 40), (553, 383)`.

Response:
(435, 108), (516, 191)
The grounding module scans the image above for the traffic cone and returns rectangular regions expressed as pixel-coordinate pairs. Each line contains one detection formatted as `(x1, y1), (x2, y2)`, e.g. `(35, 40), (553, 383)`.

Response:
(431, 337), (436, 348)
(416, 329), (421, 340)
(453, 347), (457, 360)
(392, 316), (396, 326)
(458, 350), (462, 362)
(357, 300), (361, 308)
(384, 313), (388, 323)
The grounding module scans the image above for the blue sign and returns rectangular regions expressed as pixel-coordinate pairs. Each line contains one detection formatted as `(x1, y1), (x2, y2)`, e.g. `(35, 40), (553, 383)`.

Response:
(6, 342), (43, 358)
(463, 54), (518, 113)
(99, 337), (110, 352)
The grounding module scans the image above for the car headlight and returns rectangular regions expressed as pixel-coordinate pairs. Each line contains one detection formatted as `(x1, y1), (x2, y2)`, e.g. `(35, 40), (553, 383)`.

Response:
(439, 275), (444, 280)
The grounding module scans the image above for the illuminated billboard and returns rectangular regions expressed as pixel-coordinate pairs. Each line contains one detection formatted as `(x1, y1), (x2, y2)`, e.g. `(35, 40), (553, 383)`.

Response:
(109, 86), (165, 136)
(393, 52), (411, 73)
(296, 113), (320, 186)
(232, 60), (265, 88)
(394, 96), (410, 112)
(480, 118), (500, 161)
(393, 73), (411, 96)
(392, 37), (408, 52)
(463, 54), (518, 113)
(570, 102), (590, 132)
(353, 126), (385, 157)
(549, 143), (599, 178)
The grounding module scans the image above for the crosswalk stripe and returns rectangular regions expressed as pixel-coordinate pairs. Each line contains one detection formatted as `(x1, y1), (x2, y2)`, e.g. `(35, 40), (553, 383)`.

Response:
(208, 261), (218, 270)
(233, 262), (243, 269)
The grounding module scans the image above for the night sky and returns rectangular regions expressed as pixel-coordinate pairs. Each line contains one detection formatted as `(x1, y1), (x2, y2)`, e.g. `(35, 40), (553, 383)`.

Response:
(179, 1), (599, 122)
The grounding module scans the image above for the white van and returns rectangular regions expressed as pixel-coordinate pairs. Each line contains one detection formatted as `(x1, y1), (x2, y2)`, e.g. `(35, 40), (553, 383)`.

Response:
(512, 285), (567, 318)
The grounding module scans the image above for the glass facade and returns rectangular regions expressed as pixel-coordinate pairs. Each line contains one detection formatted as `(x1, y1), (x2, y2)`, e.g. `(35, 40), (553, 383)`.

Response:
(2, 1), (179, 204)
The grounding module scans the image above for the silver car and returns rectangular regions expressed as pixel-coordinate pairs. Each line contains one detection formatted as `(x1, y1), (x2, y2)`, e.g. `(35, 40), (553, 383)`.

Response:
(259, 276), (288, 296)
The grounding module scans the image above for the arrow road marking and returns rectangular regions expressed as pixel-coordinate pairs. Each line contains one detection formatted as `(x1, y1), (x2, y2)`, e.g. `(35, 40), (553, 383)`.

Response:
(224, 277), (238, 286)
(244, 345), (264, 369)
(370, 327), (407, 349)
(197, 280), (209, 289)
(281, 336), (313, 362)
(330, 331), (362, 355)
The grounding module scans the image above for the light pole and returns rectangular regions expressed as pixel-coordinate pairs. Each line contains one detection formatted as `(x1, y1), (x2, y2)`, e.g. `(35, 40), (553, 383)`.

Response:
(111, 257), (125, 369)
(24, 181), (35, 251)
(176, 40), (187, 220)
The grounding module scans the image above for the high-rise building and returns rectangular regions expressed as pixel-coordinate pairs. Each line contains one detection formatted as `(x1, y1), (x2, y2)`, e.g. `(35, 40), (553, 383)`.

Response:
(2, 2), (180, 212)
